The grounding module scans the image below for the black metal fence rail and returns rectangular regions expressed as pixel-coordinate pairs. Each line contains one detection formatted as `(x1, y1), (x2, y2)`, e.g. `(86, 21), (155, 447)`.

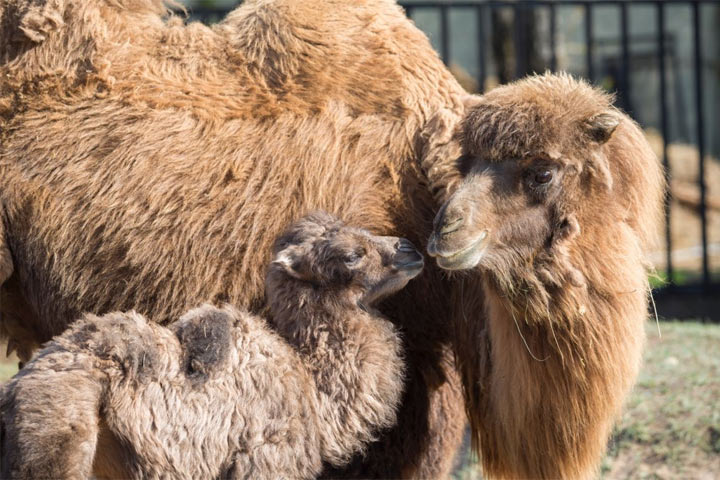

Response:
(187, 1), (719, 300)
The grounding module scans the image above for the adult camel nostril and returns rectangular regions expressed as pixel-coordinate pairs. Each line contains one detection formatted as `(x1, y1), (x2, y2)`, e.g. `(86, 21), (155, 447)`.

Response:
(439, 216), (464, 236)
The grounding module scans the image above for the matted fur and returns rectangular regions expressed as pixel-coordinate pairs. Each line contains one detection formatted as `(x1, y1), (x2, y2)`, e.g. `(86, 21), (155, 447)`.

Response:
(1, 214), (411, 479)
(430, 74), (665, 479)
(0, 0), (467, 476)
(0, 0), (664, 477)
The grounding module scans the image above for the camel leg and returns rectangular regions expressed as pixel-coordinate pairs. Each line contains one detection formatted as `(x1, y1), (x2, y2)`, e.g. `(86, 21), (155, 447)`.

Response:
(322, 349), (465, 479)
(0, 210), (12, 287)
(1, 362), (103, 479)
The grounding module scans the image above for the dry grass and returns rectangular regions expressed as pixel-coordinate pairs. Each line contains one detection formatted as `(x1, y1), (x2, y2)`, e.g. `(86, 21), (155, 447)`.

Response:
(0, 346), (18, 383)
(644, 130), (720, 278)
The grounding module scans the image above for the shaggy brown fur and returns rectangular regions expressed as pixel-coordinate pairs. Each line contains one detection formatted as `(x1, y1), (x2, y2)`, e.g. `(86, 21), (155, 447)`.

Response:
(427, 73), (665, 479)
(0, 0), (664, 477)
(1, 213), (423, 479)
(0, 0), (467, 476)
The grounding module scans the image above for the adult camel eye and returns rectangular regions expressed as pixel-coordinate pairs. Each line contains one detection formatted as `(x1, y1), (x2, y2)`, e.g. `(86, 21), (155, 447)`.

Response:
(534, 170), (553, 184)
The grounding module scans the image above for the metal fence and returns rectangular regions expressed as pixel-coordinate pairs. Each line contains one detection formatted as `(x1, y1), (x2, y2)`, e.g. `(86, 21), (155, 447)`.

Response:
(187, 1), (720, 310)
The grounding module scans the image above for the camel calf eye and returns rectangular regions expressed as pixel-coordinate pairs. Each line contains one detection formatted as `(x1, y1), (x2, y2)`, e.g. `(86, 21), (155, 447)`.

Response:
(344, 250), (364, 265)
(534, 170), (553, 184)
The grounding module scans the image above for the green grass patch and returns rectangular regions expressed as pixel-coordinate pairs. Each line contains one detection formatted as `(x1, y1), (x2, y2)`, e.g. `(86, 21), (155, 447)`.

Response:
(0, 361), (17, 383)
(602, 321), (720, 479)
(649, 269), (720, 288)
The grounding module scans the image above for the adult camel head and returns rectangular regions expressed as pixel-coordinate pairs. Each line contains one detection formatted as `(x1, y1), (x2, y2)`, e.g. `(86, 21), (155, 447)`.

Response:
(427, 73), (664, 479)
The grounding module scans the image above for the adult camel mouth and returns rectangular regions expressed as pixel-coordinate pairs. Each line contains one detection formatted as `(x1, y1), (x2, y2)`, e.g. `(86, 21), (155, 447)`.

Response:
(430, 230), (489, 271)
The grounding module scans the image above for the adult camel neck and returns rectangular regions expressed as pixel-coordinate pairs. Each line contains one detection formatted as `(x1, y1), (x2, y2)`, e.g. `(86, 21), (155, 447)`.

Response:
(456, 234), (648, 479)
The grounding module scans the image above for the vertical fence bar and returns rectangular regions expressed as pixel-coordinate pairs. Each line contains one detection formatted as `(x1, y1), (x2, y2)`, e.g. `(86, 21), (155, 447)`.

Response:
(513, 3), (520, 79)
(514, 3), (528, 79)
(692, 1), (709, 288)
(620, 1), (631, 113)
(550, 2), (557, 72)
(405, 5), (414, 20)
(585, 2), (594, 82)
(657, 1), (673, 285)
(477, 4), (486, 93)
(440, 5), (450, 65)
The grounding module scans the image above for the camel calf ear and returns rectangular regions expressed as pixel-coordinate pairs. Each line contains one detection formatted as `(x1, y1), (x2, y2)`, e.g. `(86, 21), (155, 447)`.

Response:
(17, 0), (66, 43)
(272, 246), (308, 280)
(585, 112), (620, 144)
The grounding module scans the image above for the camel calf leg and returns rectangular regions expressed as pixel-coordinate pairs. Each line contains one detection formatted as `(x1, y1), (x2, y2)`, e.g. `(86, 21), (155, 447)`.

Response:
(1, 358), (103, 479)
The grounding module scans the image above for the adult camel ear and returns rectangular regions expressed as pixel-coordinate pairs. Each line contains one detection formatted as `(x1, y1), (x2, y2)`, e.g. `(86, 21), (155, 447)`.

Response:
(0, 215), (13, 287)
(585, 112), (620, 144)
(583, 112), (620, 191)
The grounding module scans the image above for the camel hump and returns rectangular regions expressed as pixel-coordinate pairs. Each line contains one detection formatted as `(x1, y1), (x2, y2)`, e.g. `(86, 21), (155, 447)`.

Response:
(52, 312), (160, 381)
(1, 0), (171, 45)
(173, 304), (233, 382)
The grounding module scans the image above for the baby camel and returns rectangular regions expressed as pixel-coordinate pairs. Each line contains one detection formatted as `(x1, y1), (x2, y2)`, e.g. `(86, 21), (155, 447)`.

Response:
(0, 212), (424, 479)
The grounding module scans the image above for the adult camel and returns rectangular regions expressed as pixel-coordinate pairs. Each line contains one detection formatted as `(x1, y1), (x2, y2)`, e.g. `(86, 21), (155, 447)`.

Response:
(0, 0), (662, 477)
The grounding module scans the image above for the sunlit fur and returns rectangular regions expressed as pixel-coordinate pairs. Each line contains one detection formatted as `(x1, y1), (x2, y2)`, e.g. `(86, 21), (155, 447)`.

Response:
(0, 0), (468, 477)
(0, 0), (664, 477)
(435, 74), (665, 479)
(1, 214), (410, 479)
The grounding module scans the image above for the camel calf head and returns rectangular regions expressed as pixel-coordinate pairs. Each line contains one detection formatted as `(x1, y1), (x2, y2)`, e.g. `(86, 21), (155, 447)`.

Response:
(267, 211), (424, 309)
